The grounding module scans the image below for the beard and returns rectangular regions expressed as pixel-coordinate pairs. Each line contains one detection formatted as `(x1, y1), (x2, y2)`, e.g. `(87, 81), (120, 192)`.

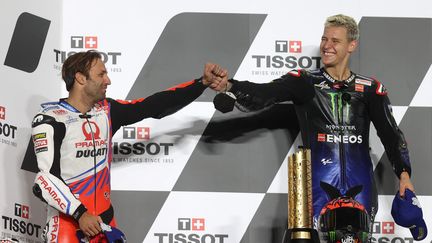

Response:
(84, 85), (106, 104)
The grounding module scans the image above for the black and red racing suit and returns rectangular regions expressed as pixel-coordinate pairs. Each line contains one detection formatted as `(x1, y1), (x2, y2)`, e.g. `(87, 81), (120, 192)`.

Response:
(31, 79), (207, 242)
(227, 68), (412, 228)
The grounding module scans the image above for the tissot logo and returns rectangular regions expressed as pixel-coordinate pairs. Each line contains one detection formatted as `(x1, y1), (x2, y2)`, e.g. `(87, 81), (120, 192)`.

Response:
(275, 41), (288, 52)
(154, 217), (228, 243)
(178, 218), (205, 231)
(53, 36), (122, 70)
(14, 203), (29, 219)
(85, 36), (98, 48)
(370, 221), (415, 243)
(0, 105), (18, 145)
(1, 203), (43, 238)
(289, 40), (302, 53)
(70, 36), (98, 49)
(70, 36), (83, 48)
(372, 221), (381, 234)
(372, 221), (395, 235)
(370, 237), (416, 243)
(251, 39), (320, 75)
(382, 222), (395, 234)
(0, 106), (5, 120)
(113, 142), (173, 156)
(53, 49), (121, 65)
(275, 40), (302, 53)
(123, 126), (150, 140)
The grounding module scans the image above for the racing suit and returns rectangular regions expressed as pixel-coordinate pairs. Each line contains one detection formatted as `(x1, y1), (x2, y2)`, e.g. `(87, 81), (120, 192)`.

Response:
(31, 79), (207, 242)
(227, 68), (411, 228)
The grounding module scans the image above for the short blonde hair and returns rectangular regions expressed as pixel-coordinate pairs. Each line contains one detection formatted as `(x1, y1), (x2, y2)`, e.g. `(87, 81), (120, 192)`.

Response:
(325, 14), (359, 41)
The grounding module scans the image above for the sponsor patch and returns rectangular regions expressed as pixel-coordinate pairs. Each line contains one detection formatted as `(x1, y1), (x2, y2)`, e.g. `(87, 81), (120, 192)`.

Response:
(376, 81), (388, 95)
(34, 139), (47, 148)
(42, 105), (62, 112)
(52, 109), (67, 115)
(35, 147), (48, 153)
(33, 133), (46, 140)
(317, 133), (363, 144)
(287, 69), (301, 77)
(317, 133), (326, 142)
(355, 84), (364, 92)
(355, 79), (372, 86)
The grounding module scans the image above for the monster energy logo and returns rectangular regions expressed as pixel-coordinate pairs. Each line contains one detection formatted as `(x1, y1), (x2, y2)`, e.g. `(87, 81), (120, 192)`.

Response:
(327, 92), (350, 123)
(329, 231), (336, 242)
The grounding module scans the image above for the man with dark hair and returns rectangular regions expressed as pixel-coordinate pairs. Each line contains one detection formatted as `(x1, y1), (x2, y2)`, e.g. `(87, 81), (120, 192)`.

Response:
(31, 50), (227, 242)
(212, 14), (416, 240)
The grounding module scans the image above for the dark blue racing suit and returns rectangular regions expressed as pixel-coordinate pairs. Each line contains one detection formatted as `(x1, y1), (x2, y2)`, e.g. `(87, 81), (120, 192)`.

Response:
(228, 68), (411, 228)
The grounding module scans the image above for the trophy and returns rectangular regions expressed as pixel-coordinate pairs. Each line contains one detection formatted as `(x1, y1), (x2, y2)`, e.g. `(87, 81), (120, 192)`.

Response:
(287, 147), (314, 243)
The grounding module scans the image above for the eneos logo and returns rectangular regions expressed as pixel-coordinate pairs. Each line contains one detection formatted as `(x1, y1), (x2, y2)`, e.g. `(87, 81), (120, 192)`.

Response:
(317, 133), (363, 144)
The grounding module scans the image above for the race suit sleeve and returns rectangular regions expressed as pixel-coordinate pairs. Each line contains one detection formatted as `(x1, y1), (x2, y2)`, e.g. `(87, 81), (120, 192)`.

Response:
(228, 69), (315, 112)
(367, 83), (412, 178)
(109, 78), (207, 133)
(31, 114), (87, 221)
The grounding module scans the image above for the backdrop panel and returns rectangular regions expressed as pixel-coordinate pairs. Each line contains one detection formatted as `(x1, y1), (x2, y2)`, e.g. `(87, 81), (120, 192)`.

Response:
(1, 0), (431, 242)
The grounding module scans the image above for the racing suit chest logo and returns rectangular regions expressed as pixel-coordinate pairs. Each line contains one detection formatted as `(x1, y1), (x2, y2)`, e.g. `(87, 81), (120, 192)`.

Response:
(75, 120), (107, 158)
(317, 133), (362, 144)
(82, 121), (101, 140)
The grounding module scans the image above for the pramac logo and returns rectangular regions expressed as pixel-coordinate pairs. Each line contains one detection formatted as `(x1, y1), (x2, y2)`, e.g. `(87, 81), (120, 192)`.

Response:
(82, 121), (101, 140)
(76, 122), (107, 157)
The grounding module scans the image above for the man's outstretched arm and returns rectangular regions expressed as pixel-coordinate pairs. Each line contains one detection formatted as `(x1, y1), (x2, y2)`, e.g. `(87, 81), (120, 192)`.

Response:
(109, 63), (228, 132)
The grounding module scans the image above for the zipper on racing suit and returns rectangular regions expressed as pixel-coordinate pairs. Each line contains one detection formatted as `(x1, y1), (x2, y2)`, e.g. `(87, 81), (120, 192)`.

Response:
(84, 116), (98, 214)
(337, 92), (347, 188)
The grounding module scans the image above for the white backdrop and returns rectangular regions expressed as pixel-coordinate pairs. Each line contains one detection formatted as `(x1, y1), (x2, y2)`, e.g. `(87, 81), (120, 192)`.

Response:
(1, 0), (431, 242)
